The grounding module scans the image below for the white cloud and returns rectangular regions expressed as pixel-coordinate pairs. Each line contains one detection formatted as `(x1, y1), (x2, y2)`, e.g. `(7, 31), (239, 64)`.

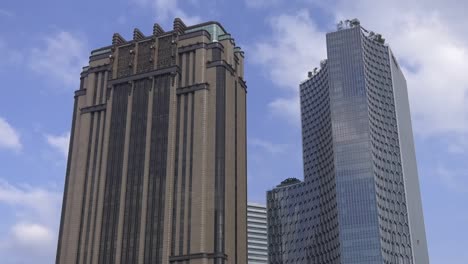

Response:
(0, 117), (22, 152)
(268, 97), (300, 124)
(12, 222), (55, 249)
(0, 180), (62, 222)
(447, 136), (468, 154)
(253, 1), (468, 137)
(133, 0), (201, 26)
(45, 132), (70, 158)
(434, 165), (468, 194)
(250, 138), (288, 154)
(325, 0), (468, 136)
(251, 9), (326, 124)
(29, 31), (88, 89)
(0, 179), (62, 261)
(252, 9), (326, 91)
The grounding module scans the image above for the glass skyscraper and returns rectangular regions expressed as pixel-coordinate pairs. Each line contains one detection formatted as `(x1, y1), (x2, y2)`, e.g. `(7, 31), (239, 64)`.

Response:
(267, 19), (429, 264)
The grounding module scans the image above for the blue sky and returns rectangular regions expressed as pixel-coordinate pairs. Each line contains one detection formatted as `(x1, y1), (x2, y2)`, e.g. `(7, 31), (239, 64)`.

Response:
(0, 0), (467, 263)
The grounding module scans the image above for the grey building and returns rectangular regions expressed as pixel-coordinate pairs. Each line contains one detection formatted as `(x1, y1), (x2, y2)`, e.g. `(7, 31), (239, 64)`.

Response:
(56, 18), (248, 264)
(267, 19), (429, 264)
(247, 203), (268, 264)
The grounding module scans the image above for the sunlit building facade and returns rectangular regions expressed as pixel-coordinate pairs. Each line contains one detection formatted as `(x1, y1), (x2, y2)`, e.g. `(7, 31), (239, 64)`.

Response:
(56, 18), (247, 264)
(247, 203), (268, 264)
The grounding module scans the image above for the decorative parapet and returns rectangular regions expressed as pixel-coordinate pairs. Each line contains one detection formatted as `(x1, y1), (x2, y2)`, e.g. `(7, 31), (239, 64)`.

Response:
(133, 28), (145, 40)
(153, 23), (165, 36)
(112, 33), (126, 45)
(173, 18), (187, 35)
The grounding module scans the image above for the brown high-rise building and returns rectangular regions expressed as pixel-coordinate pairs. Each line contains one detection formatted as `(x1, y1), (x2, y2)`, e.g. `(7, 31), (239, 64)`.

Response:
(56, 18), (247, 264)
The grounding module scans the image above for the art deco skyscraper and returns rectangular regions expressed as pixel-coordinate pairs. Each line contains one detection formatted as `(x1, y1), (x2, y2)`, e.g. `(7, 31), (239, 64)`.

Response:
(56, 18), (247, 264)
(267, 19), (429, 264)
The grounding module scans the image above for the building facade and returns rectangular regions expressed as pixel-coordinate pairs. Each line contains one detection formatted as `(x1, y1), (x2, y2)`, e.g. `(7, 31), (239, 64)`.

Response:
(267, 19), (429, 264)
(56, 18), (247, 264)
(247, 203), (268, 264)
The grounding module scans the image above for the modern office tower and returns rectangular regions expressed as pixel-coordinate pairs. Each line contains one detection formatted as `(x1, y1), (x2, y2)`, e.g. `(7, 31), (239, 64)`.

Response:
(247, 203), (268, 264)
(267, 19), (429, 264)
(56, 18), (247, 264)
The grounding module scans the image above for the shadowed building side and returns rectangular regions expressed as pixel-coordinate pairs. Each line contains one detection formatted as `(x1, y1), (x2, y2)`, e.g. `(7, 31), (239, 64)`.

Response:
(56, 18), (247, 264)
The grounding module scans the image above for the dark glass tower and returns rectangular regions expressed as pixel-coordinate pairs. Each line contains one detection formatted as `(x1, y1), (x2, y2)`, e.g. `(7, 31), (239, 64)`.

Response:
(267, 19), (429, 264)
(56, 18), (248, 264)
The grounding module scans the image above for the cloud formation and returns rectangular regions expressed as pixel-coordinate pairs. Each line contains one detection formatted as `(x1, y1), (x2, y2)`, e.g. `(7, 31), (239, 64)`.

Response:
(0, 117), (22, 152)
(447, 136), (468, 154)
(250, 138), (288, 154)
(251, 9), (326, 124)
(434, 164), (468, 194)
(0, 180), (62, 222)
(29, 31), (88, 89)
(11, 222), (55, 249)
(45, 132), (70, 158)
(252, 1), (468, 137)
(327, 0), (468, 136)
(268, 97), (301, 125)
(133, 0), (201, 26)
(0, 180), (62, 262)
